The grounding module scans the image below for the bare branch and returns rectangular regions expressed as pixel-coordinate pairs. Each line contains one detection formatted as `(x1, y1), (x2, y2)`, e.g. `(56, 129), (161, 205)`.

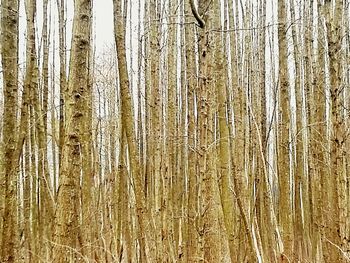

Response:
(189, 0), (205, 28)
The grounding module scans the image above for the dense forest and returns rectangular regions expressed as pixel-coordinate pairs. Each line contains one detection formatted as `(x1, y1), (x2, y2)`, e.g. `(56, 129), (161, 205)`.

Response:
(0, 0), (350, 262)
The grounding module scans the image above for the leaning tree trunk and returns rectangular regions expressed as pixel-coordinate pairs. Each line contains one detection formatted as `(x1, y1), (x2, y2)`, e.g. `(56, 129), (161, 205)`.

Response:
(112, 0), (156, 261)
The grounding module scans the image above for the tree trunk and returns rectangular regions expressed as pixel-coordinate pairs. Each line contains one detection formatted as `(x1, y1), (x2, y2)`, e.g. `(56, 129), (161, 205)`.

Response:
(185, 1), (199, 260)
(56, 0), (67, 171)
(194, 0), (222, 261)
(277, 0), (293, 260)
(0, 0), (20, 261)
(112, 0), (156, 261)
(52, 0), (92, 261)
(325, 0), (345, 260)
(289, 1), (304, 260)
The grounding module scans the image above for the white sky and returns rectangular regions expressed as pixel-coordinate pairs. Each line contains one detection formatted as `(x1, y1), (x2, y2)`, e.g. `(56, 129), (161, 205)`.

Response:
(16, 0), (116, 65)
(94, 0), (114, 51)
(14, 0), (278, 74)
(2, 0), (279, 116)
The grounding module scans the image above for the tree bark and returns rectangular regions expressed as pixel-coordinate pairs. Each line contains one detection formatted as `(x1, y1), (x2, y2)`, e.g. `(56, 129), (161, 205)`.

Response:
(112, 0), (156, 261)
(325, 0), (345, 260)
(52, 0), (92, 261)
(195, 0), (222, 261)
(0, 0), (20, 261)
(185, 1), (199, 260)
(277, 0), (293, 260)
(56, 0), (67, 171)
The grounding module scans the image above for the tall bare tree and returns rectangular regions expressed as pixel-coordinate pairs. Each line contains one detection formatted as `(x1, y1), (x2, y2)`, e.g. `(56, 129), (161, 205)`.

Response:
(113, 0), (156, 261)
(1, 0), (350, 261)
(325, 0), (346, 261)
(0, 0), (20, 262)
(52, 0), (92, 261)
(277, 0), (293, 260)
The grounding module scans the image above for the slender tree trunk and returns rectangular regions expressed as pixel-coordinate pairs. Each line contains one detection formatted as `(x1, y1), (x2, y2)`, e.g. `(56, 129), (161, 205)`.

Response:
(214, 0), (236, 260)
(81, 2), (94, 258)
(42, 0), (49, 136)
(301, 1), (314, 259)
(325, 1), (345, 260)
(193, 0), (222, 261)
(148, 0), (163, 260)
(118, 132), (132, 262)
(289, 1), (304, 260)
(24, 0), (53, 258)
(23, 125), (32, 262)
(185, 1), (198, 260)
(51, 21), (58, 197)
(30, 107), (39, 261)
(256, 1), (277, 261)
(57, 0), (67, 170)
(112, 0), (156, 261)
(307, 2), (327, 261)
(0, 0), (20, 261)
(15, 15), (33, 263)
(166, 0), (177, 259)
(277, 0), (293, 260)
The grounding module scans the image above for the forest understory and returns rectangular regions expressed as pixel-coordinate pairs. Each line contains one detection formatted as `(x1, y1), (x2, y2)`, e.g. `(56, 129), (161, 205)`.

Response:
(1, 0), (350, 262)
